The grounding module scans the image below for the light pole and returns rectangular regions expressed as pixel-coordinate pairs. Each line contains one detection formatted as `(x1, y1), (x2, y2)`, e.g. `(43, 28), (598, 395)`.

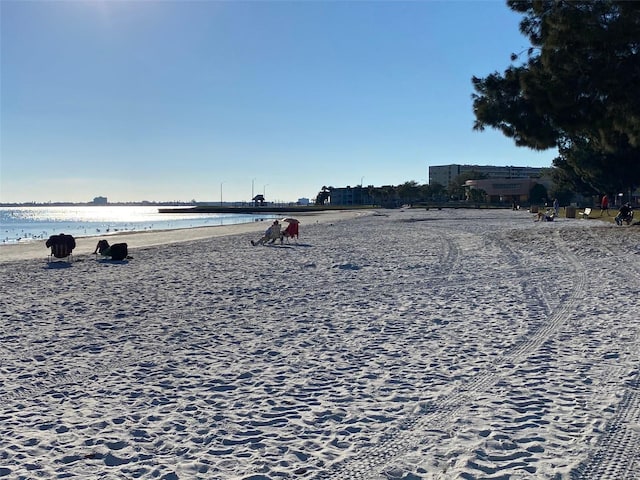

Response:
(360, 176), (365, 187)
(220, 181), (225, 206)
(263, 184), (269, 203)
(251, 178), (256, 203)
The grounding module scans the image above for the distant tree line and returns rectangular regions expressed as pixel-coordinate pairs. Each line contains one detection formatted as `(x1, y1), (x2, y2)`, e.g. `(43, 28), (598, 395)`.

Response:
(472, 0), (640, 198)
(315, 181), (467, 206)
(314, 172), (561, 207)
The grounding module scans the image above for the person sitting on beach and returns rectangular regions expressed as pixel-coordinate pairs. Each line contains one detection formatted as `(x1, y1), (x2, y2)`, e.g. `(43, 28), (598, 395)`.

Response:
(46, 233), (76, 259)
(535, 209), (555, 222)
(251, 220), (281, 246)
(615, 203), (633, 225)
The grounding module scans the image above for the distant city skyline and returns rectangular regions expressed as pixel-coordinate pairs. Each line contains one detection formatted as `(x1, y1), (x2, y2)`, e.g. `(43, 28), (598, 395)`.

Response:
(1, 1), (555, 204)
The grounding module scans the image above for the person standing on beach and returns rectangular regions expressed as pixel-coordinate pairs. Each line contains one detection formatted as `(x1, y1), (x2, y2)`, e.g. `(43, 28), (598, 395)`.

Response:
(601, 194), (609, 216)
(553, 198), (559, 216)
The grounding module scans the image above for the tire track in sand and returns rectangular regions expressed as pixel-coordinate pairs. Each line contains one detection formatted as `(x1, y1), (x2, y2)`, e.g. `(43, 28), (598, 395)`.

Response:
(571, 368), (640, 480)
(316, 229), (587, 479)
(567, 228), (640, 480)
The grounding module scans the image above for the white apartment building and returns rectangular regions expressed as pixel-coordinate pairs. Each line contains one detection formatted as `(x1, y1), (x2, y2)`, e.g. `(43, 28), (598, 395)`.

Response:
(429, 164), (546, 187)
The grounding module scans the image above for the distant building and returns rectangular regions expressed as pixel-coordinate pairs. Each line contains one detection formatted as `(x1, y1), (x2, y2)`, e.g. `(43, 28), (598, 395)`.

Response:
(464, 178), (541, 204)
(92, 196), (108, 205)
(329, 186), (375, 206)
(297, 197), (310, 206)
(429, 164), (546, 187)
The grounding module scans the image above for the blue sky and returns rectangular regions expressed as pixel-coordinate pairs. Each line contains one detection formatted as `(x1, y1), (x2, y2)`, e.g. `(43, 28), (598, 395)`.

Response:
(1, 0), (555, 204)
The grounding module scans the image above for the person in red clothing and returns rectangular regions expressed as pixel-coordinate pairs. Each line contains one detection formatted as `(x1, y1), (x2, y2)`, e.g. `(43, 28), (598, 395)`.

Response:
(600, 194), (609, 216)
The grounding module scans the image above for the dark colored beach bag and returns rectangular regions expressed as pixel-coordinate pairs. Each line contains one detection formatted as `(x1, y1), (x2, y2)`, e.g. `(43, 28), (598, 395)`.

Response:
(110, 243), (128, 261)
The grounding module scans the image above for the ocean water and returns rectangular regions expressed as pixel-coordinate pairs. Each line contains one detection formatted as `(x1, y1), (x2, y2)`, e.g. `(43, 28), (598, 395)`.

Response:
(0, 206), (277, 244)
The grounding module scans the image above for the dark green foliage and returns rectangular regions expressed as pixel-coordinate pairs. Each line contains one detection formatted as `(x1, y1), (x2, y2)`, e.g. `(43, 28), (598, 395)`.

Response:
(424, 182), (447, 202)
(467, 188), (487, 203)
(396, 181), (421, 204)
(548, 156), (597, 197)
(315, 186), (331, 205)
(316, 182), (451, 206)
(529, 183), (548, 204)
(472, 0), (640, 192)
(448, 171), (489, 201)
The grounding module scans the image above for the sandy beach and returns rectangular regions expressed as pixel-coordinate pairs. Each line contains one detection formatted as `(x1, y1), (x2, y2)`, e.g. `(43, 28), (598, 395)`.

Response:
(0, 210), (363, 263)
(1, 208), (639, 479)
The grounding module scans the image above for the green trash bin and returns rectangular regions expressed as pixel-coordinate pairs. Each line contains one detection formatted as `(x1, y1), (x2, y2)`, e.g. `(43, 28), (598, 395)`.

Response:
(565, 206), (576, 218)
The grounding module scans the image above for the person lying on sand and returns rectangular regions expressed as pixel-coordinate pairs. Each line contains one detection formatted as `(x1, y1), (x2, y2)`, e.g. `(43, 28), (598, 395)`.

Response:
(93, 239), (130, 260)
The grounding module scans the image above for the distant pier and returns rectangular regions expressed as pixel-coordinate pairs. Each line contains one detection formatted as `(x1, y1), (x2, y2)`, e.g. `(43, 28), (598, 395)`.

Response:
(157, 205), (372, 214)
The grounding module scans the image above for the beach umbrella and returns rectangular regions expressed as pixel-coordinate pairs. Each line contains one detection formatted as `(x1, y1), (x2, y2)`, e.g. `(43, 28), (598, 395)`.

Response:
(283, 218), (300, 223)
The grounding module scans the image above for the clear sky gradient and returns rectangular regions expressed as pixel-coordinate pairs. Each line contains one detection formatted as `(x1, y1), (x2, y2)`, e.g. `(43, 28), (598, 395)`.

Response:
(1, 0), (555, 204)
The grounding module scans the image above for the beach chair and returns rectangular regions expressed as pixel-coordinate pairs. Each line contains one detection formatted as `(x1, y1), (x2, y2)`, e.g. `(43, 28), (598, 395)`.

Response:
(578, 207), (592, 219)
(282, 219), (299, 243)
(46, 233), (76, 263)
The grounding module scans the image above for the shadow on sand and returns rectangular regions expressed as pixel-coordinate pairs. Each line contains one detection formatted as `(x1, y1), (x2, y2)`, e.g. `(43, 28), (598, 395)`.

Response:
(97, 259), (130, 265)
(266, 243), (313, 249)
(44, 261), (73, 270)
